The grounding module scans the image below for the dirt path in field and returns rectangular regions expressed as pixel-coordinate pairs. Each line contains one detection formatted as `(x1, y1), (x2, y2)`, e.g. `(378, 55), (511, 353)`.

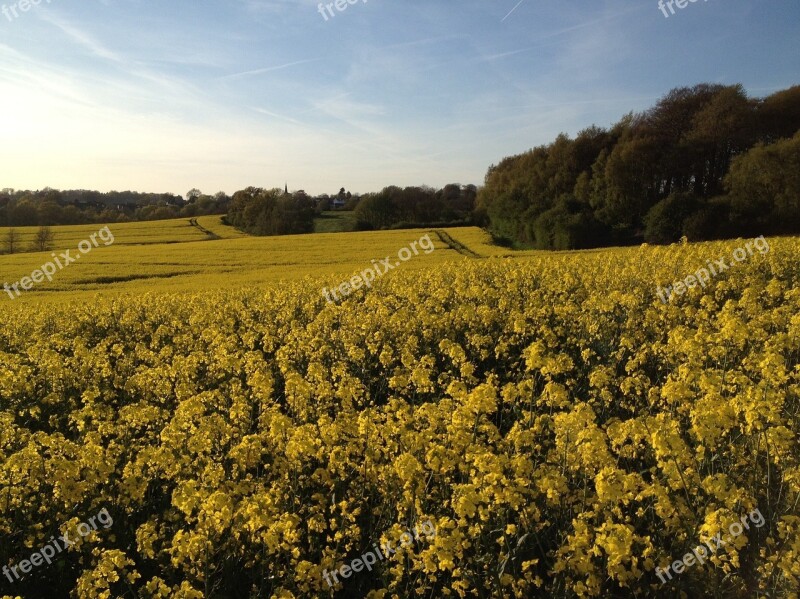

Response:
(189, 218), (221, 240)
(433, 230), (483, 258)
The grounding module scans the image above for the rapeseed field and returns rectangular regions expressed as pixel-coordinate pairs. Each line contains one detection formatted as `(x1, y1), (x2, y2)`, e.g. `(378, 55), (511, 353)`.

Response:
(0, 226), (798, 598)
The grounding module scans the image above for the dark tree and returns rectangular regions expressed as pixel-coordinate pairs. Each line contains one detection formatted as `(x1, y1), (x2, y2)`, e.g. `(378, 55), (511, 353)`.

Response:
(478, 83), (800, 249)
(32, 226), (55, 252)
(4, 228), (20, 254)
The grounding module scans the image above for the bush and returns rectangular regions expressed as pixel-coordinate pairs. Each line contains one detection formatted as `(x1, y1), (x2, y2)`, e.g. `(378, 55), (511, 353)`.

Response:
(644, 192), (699, 244)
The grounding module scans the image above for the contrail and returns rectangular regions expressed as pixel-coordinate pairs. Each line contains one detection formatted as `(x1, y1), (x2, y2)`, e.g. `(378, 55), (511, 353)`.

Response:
(501, 0), (526, 22)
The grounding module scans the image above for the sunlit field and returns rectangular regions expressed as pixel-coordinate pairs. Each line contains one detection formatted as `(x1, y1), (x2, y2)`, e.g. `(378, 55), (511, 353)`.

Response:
(0, 219), (211, 250)
(1, 225), (799, 598)
(1, 0), (796, 595)
(0, 221), (480, 303)
(194, 215), (250, 239)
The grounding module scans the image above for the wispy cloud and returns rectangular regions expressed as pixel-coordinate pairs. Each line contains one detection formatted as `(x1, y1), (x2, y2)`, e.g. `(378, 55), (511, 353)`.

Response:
(219, 58), (320, 80)
(0, 0), (795, 194)
(37, 11), (121, 62)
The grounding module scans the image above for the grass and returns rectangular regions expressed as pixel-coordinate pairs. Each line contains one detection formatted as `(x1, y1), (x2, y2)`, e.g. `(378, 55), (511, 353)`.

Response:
(313, 211), (358, 233)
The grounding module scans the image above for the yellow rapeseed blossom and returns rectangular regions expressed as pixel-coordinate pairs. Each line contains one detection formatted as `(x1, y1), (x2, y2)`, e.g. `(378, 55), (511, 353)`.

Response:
(0, 235), (798, 597)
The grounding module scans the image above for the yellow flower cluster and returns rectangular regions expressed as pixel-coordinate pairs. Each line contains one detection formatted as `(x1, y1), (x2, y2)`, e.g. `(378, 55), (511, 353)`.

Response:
(1, 236), (799, 597)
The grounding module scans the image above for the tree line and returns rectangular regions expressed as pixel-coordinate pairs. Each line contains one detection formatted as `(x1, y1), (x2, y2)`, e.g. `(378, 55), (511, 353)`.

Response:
(0, 188), (230, 227)
(7, 84), (798, 247)
(0, 183), (480, 238)
(225, 188), (317, 236)
(354, 184), (476, 230)
(1, 226), (55, 255)
(477, 84), (800, 249)
(225, 184), (478, 236)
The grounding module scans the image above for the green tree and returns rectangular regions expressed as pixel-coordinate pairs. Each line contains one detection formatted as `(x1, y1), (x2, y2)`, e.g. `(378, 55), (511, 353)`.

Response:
(643, 192), (699, 244)
(758, 86), (800, 143)
(354, 189), (397, 230)
(478, 83), (800, 248)
(725, 133), (800, 233)
(226, 188), (315, 236)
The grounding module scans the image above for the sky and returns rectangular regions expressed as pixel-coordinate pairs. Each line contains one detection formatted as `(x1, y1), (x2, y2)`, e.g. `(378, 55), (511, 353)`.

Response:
(0, 0), (798, 197)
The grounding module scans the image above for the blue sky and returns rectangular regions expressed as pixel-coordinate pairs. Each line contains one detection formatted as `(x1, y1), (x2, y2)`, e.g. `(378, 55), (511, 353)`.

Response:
(0, 0), (797, 196)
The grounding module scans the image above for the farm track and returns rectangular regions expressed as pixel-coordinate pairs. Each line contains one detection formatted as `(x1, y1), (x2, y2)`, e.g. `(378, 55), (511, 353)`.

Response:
(189, 218), (221, 240)
(433, 229), (483, 258)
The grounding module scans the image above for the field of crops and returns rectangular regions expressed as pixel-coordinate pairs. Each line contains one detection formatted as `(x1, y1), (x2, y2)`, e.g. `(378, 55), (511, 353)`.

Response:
(0, 220), (212, 251)
(1, 228), (799, 598)
(0, 222), (473, 303)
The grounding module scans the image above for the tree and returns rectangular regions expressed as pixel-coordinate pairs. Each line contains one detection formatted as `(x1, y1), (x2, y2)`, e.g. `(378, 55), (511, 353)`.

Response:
(186, 188), (202, 203)
(533, 197), (608, 250)
(37, 201), (65, 226)
(725, 132), (800, 234)
(685, 85), (755, 197)
(643, 192), (699, 244)
(4, 228), (20, 254)
(7, 199), (39, 226)
(343, 194), (361, 211)
(478, 83), (800, 248)
(758, 86), (800, 143)
(354, 190), (397, 230)
(32, 226), (55, 252)
(225, 187), (315, 236)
